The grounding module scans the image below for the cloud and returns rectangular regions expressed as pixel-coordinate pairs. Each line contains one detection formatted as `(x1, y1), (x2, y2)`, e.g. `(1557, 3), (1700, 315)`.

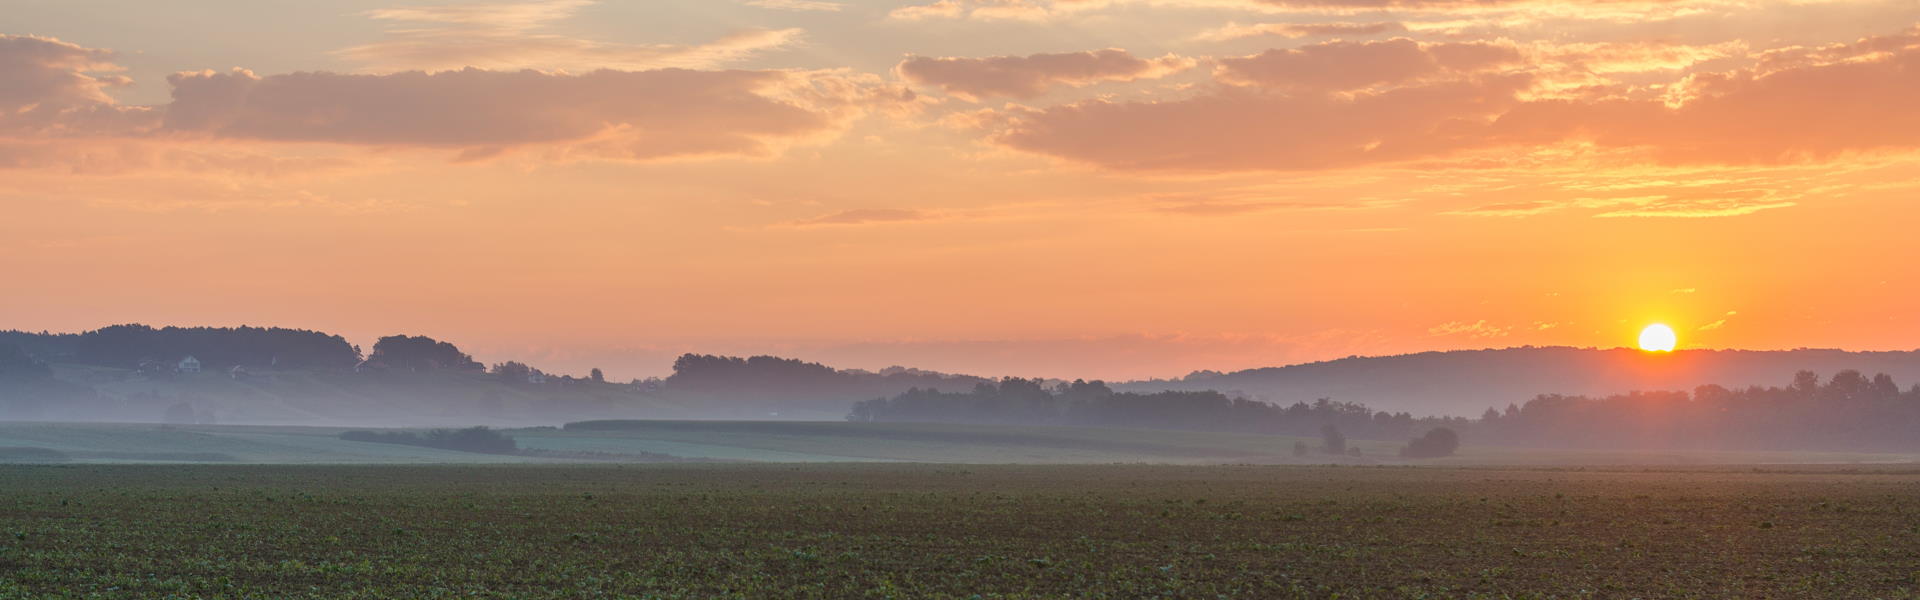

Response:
(887, 0), (1720, 22)
(1444, 200), (1561, 217)
(746, 0), (846, 10)
(338, 0), (803, 72)
(1698, 311), (1736, 331)
(0, 34), (909, 167)
(1153, 199), (1326, 215)
(898, 49), (1194, 100)
(889, 0), (1053, 21)
(159, 67), (904, 160)
(1216, 38), (1521, 91)
(1240, 0), (1700, 9)
(991, 73), (1533, 170)
(1449, 192), (1797, 218)
(0, 34), (155, 136)
(788, 208), (933, 226)
(1536, 40), (1746, 75)
(1196, 21), (1407, 41)
(983, 25), (1920, 173)
(1587, 196), (1796, 218)
(0, 140), (356, 176)
(1428, 320), (1511, 338)
(1486, 27), (1920, 163)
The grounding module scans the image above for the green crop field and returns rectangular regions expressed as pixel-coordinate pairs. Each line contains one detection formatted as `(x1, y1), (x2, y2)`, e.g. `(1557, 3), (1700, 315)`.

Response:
(4, 464), (1920, 598)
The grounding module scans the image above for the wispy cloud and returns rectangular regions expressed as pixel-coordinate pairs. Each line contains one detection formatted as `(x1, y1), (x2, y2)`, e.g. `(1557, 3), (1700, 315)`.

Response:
(788, 208), (933, 227)
(1153, 199), (1325, 215)
(1589, 197), (1796, 219)
(745, 0), (846, 11)
(1448, 189), (1798, 219)
(337, 0), (803, 72)
(1196, 21), (1407, 41)
(1698, 311), (1737, 331)
(898, 49), (1193, 101)
(1428, 320), (1511, 338)
(1444, 200), (1560, 217)
(158, 67), (907, 161)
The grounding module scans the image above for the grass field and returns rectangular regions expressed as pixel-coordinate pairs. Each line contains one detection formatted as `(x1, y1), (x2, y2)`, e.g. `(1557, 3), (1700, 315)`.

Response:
(4, 464), (1920, 598)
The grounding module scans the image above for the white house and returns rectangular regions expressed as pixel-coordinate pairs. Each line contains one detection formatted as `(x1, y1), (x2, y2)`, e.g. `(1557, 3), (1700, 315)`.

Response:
(177, 355), (201, 374)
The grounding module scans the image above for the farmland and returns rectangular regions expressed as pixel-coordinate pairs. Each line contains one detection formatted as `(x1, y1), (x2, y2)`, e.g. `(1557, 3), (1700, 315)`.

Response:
(6, 420), (1919, 466)
(4, 464), (1920, 598)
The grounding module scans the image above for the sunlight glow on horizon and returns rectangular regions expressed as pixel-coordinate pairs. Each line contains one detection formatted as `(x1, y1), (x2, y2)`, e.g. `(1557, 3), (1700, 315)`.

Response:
(2, 1), (1919, 379)
(1639, 324), (1679, 353)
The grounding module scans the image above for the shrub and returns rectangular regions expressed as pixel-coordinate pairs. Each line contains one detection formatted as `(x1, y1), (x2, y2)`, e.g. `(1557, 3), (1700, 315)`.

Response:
(1320, 424), (1346, 455)
(1399, 427), (1461, 458)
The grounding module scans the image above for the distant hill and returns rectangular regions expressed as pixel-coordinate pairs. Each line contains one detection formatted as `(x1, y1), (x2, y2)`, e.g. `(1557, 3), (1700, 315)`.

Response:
(1118, 347), (1920, 417)
(9, 325), (1920, 425)
(0, 324), (989, 425)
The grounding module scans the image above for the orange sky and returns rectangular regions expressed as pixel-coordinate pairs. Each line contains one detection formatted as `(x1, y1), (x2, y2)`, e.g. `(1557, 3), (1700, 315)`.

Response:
(3, 0), (1918, 380)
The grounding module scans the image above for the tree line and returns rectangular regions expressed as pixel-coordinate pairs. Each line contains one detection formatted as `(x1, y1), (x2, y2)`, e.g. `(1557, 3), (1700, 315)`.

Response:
(662, 354), (987, 417)
(847, 378), (1440, 441)
(2, 325), (360, 369)
(847, 370), (1920, 455)
(1471, 370), (1920, 452)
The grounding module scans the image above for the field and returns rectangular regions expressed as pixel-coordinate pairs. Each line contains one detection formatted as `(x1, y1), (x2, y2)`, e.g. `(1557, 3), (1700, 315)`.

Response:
(6, 420), (1918, 466)
(4, 464), (1920, 598)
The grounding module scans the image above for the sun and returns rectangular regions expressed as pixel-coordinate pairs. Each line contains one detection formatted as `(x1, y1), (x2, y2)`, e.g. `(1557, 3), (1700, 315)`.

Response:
(1638, 323), (1678, 352)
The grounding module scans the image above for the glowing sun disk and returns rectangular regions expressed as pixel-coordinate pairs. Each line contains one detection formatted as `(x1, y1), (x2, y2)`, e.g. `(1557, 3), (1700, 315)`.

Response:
(1639, 323), (1678, 352)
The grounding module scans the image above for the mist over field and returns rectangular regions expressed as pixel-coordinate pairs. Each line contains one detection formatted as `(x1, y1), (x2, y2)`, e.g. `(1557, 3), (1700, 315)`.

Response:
(6, 324), (1920, 463)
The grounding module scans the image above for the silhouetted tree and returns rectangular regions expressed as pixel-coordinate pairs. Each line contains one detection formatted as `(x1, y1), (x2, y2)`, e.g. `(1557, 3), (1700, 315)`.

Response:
(367, 335), (482, 372)
(589, 368), (604, 383)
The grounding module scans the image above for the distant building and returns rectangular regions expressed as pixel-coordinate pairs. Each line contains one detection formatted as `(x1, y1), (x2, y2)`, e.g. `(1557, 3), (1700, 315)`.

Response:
(177, 356), (201, 374)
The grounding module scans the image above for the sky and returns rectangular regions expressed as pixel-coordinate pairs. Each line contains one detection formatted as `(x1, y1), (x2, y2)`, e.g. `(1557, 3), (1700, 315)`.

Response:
(3, 0), (1918, 381)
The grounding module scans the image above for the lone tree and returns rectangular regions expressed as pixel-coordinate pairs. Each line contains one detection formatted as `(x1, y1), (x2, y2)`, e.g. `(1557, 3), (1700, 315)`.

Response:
(1320, 424), (1346, 455)
(1399, 427), (1461, 458)
(589, 367), (604, 382)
